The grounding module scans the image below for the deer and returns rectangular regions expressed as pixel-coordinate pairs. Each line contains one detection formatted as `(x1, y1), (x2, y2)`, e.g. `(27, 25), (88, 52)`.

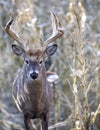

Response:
(5, 12), (64, 130)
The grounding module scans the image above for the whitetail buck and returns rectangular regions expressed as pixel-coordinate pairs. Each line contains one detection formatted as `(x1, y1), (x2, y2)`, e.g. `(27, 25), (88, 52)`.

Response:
(5, 12), (64, 130)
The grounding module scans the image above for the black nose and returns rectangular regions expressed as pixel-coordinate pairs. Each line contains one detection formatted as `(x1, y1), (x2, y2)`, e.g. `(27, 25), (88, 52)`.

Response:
(30, 72), (38, 79)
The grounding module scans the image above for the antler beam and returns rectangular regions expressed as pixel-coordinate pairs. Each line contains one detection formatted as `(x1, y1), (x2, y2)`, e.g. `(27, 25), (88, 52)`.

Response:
(44, 12), (64, 45)
(5, 18), (25, 47)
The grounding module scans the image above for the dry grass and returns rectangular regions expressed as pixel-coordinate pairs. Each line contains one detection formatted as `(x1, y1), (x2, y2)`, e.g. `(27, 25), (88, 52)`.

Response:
(0, 0), (100, 130)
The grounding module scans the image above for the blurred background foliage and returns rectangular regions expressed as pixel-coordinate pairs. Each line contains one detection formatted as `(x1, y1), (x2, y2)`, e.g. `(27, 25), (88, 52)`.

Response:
(0, 0), (100, 130)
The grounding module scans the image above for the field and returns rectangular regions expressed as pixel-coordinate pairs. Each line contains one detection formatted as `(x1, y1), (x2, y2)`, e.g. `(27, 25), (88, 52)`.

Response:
(0, 0), (100, 130)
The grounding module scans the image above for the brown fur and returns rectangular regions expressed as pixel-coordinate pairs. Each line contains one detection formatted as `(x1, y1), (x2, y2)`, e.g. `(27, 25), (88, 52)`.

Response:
(12, 50), (53, 130)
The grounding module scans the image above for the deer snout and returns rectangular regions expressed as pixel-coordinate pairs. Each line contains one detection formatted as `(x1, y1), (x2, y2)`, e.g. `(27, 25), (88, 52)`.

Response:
(30, 71), (39, 80)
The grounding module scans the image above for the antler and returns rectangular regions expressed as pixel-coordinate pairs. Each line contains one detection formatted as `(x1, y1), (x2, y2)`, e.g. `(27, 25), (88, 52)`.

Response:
(5, 18), (25, 48)
(5, 13), (64, 50)
(44, 12), (64, 45)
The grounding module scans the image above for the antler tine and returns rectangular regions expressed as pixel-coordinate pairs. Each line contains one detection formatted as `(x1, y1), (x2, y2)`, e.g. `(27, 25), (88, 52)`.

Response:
(40, 27), (44, 47)
(44, 12), (64, 45)
(5, 18), (25, 48)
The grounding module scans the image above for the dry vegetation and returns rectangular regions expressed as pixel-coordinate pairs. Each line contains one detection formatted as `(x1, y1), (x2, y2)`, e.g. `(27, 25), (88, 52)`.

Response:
(0, 0), (100, 130)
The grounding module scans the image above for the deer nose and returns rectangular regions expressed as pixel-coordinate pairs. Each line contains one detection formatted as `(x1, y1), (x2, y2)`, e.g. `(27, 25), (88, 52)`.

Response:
(30, 71), (39, 80)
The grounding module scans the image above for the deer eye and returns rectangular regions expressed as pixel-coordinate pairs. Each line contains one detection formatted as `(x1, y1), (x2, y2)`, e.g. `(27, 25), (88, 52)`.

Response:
(39, 60), (43, 64)
(25, 59), (29, 64)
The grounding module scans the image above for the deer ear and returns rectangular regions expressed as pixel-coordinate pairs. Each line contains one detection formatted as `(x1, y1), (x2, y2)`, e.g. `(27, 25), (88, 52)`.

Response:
(46, 44), (57, 56)
(12, 44), (25, 56)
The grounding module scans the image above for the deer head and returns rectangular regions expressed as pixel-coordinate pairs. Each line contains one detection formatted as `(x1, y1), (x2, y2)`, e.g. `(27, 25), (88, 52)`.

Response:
(5, 12), (64, 81)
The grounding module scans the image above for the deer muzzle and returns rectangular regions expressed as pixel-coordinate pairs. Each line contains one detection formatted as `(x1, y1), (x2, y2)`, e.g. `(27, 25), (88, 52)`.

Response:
(29, 70), (39, 80)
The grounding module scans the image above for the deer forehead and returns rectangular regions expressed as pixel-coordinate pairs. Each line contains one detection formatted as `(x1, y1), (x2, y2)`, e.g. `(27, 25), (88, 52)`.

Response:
(27, 49), (44, 60)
